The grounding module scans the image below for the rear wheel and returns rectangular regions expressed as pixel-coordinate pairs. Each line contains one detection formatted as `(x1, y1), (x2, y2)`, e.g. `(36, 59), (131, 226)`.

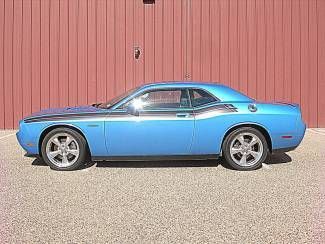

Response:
(222, 127), (269, 170)
(41, 128), (88, 171)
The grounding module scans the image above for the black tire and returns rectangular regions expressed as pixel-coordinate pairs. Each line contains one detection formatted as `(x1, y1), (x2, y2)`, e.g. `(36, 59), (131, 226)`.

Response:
(222, 127), (269, 171)
(41, 127), (88, 171)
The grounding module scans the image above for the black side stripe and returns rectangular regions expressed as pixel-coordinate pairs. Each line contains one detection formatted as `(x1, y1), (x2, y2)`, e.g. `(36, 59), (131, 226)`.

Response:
(24, 113), (108, 123)
(24, 104), (237, 123)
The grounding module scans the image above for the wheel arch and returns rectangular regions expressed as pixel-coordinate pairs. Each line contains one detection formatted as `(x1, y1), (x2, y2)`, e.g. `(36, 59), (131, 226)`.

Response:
(38, 124), (90, 157)
(221, 123), (273, 153)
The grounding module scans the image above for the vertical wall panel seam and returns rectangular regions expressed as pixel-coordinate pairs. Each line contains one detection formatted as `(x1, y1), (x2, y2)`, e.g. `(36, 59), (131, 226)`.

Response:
(280, 0), (285, 100)
(3, 0), (5, 127)
(48, 0), (51, 107)
(237, 0), (239, 88)
(227, 0), (230, 82)
(190, 1), (195, 80)
(124, 0), (126, 89)
(39, 0), (41, 110)
(307, 0), (310, 125)
(244, 0), (248, 92)
(235, 0), (238, 88)
(189, 0), (191, 80)
(305, 0), (310, 124)
(180, 0), (183, 79)
(39, 0), (42, 107)
(162, 0), (164, 80)
(1, 1), (4, 128)
(30, 0), (32, 114)
(263, 0), (268, 99)
(20, 0), (24, 121)
(11, 0), (15, 128)
(48, 1), (51, 107)
(209, 0), (212, 81)
(95, 0), (98, 99)
(58, 0), (61, 104)
(114, 0), (116, 94)
(2, 0), (5, 127)
(67, 0), (70, 105)
(253, 0), (256, 95)
(132, 0), (135, 87)
(86, 0), (88, 103)
(316, 0), (319, 126)
(244, 0), (247, 92)
(236, 0), (239, 88)
(187, 0), (190, 80)
(172, 0), (174, 79)
(174, 0), (176, 79)
(143, 2), (145, 84)
(105, 0), (108, 98)
(77, 0), (79, 104)
(40, 0), (42, 108)
(199, 0), (202, 80)
(299, 0), (302, 109)
(10, 1), (15, 129)
(185, 0), (188, 80)
(218, 0), (221, 81)
(105, 0), (107, 99)
(272, 1), (276, 99)
(290, 0), (293, 102)
(105, 0), (108, 96)
(37, 0), (40, 111)
(153, 1), (156, 81)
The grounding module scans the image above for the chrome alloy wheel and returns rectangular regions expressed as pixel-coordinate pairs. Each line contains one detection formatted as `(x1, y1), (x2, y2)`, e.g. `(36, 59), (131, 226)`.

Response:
(229, 132), (263, 167)
(45, 133), (80, 168)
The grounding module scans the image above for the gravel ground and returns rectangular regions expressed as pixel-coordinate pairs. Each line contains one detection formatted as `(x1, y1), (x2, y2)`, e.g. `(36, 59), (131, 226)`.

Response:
(0, 129), (324, 243)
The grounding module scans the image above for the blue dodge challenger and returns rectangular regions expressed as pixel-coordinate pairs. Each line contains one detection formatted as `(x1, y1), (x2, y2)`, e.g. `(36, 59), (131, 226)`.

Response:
(17, 82), (306, 171)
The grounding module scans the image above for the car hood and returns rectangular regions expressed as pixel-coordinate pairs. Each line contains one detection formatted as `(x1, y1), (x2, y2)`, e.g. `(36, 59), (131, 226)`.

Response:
(23, 105), (105, 122)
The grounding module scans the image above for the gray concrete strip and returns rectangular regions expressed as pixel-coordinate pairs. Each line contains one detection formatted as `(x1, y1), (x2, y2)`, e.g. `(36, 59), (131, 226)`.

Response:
(0, 130), (17, 138)
(0, 133), (16, 140)
(309, 128), (325, 136)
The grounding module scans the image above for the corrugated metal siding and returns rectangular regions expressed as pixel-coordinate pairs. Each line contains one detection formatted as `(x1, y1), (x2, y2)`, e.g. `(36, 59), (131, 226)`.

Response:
(0, 0), (325, 129)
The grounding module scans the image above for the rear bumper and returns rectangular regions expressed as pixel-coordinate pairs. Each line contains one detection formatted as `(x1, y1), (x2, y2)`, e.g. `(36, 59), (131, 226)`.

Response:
(272, 122), (306, 153)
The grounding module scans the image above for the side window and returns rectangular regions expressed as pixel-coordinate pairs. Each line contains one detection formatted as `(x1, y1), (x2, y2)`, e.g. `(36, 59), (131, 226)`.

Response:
(190, 89), (218, 107)
(121, 89), (190, 110)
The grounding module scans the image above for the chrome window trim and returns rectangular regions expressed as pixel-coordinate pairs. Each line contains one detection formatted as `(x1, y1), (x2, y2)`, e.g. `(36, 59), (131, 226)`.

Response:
(114, 87), (192, 111)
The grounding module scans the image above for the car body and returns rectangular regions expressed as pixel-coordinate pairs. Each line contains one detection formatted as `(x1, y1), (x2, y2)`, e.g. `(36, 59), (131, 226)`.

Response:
(17, 81), (306, 170)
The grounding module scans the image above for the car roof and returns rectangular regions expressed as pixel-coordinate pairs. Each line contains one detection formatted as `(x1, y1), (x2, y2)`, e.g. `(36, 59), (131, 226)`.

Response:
(139, 81), (253, 102)
(141, 81), (218, 88)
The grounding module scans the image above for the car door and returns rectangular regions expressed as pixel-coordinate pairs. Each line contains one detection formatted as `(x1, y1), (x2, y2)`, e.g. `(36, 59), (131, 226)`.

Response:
(105, 88), (195, 156)
(189, 88), (225, 155)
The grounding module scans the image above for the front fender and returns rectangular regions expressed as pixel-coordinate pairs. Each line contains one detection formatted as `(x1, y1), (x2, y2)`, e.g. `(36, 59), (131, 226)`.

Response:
(39, 121), (106, 156)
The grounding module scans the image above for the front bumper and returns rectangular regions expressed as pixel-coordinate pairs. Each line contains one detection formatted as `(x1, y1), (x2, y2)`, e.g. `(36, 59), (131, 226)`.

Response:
(16, 121), (39, 155)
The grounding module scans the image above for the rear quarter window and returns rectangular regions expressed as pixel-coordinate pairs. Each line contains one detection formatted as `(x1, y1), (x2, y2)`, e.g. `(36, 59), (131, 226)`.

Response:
(190, 89), (219, 107)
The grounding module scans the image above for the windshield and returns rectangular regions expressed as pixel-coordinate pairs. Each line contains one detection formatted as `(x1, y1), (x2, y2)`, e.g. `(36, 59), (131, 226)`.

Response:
(96, 87), (139, 109)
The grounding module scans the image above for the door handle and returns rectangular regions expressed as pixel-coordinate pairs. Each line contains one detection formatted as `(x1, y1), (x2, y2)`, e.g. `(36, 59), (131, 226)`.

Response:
(176, 113), (190, 118)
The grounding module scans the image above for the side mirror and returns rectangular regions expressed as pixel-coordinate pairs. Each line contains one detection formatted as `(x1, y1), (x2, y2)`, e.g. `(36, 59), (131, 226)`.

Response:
(126, 105), (139, 116)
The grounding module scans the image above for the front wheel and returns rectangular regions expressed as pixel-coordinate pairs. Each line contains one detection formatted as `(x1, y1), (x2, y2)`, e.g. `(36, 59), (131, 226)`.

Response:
(222, 127), (269, 171)
(41, 128), (88, 171)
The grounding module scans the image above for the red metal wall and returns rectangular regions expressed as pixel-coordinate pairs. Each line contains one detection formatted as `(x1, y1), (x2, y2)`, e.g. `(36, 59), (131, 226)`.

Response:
(0, 0), (325, 129)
